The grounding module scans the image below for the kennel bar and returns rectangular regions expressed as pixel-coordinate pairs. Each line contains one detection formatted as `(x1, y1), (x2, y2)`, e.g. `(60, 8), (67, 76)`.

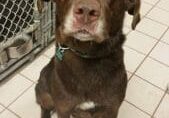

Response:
(0, 0), (56, 81)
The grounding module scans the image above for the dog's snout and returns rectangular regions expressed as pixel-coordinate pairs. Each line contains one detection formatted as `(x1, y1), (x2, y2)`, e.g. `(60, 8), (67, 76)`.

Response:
(73, 1), (101, 24)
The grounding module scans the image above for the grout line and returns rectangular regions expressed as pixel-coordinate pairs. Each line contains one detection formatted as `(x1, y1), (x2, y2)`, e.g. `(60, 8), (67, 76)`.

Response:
(0, 105), (5, 114)
(132, 0), (169, 40)
(143, 0), (169, 27)
(128, 74), (134, 81)
(135, 18), (168, 40)
(6, 108), (21, 118)
(125, 17), (166, 41)
(124, 42), (169, 69)
(152, 92), (167, 117)
(0, 108), (21, 118)
(160, 40), (169, 46)
(149, 55), (169, 68)
(127, 74), (166, 117)
(142, 0), (160, 6)
(6, 83), (35, 108)
(134, 74), (166, 92)
(155, 5), (169, 13)
(126, 71), (134, 81)
(128, 7), (169, 83)
(145, 16), (169, 27)
(128, 30), (167, 83)
(124, 100), (152, 116)
(0, 103), (7, 111)
(0, 83), (35, 118)
(126, 29), (159, 41)
(142, 1), (154, 7)
(124, 45), (150, 55)
(142, 1), (155, 6)
(135, 29), (159, 40)
(19, 73), (36, 84)
(126, 2), (169, 114)
(124, 0), (160, 30)
(125, 27), (169, 69)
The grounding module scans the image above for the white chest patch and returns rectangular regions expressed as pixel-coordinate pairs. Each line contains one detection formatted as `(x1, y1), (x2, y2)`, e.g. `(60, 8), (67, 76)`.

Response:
(77, 101), (96, 110)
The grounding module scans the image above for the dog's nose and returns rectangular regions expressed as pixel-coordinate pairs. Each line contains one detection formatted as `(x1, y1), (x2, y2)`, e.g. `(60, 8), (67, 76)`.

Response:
(73, 2), (100, 24)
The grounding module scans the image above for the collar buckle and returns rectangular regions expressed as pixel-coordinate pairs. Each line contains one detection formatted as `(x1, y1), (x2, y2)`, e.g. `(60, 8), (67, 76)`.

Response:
(56, 43), (69, 61)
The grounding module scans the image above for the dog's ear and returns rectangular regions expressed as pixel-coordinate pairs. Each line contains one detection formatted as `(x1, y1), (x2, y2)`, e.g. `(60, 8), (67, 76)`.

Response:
(125, 0), (141, 30)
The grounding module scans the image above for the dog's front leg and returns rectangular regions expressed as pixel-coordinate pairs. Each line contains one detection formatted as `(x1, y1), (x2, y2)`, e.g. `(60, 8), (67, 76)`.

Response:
(41, 106), (51, 118)
(55, 100), (75, 118)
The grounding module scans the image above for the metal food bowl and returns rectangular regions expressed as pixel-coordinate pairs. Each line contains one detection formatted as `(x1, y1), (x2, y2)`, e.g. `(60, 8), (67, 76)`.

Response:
(7, 34), (33, 59)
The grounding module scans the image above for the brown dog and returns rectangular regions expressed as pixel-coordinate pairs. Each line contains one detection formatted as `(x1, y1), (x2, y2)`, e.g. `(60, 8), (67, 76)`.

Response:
(35, 0), (141, 118)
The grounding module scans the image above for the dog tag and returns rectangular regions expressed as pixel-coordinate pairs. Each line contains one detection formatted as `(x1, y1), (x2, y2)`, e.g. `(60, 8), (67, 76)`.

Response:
(56, 47), (64, 61)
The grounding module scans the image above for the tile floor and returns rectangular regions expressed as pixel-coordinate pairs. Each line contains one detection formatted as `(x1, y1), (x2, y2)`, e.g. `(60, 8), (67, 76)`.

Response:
(0, 0), (169, 118)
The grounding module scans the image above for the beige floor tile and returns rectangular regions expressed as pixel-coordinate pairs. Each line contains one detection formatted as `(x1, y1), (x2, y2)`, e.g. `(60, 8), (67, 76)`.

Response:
(143, 0), (159, 5)
(9, 85), (58, 118)
(124, 13), (133, 28)
(52, 113), (58, 118)
(123, 27), (131, 34)
(123, 47), (145, 72)
(126, 76), (164, 115)
(136, 18), (168, 39)
(118, 101), (151, 118)
(43, 44), (55, 58)
(150, 42), (169, 66)
(0, 74), (32, 107)
(161, 29), (169, 44)
(9, 85), (41, 118)
(0, 104), (4, 113)
(141, 2), (153, 16)
(147, 7), (169, 26)
(156, 0), (169, 12)
(124, 2), (153, 28)
(154, 94), (169, 118)
(0, 110), (18, 118)
(136, 57), (169, 90)
(20, 55), (50, 82)
(125, 31), (157, 54)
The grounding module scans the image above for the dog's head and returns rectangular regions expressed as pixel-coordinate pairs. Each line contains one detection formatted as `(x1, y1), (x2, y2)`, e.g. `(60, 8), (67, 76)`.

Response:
(38, 0), (140, 43)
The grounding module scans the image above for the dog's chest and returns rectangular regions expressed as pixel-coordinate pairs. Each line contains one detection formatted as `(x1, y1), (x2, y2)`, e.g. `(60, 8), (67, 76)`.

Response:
(55, 55), (122, 98)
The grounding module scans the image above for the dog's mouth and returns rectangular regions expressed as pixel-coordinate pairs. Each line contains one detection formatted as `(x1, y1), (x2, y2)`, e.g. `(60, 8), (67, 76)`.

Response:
(77, 29), (90, 35)
(73, 29), (95, 41)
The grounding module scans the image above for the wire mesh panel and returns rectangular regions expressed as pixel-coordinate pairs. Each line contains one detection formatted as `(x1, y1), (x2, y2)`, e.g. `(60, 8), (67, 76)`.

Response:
(0, 0), (34, 50)
(34, 1), (56, 47)
(0, 0), (56, 81)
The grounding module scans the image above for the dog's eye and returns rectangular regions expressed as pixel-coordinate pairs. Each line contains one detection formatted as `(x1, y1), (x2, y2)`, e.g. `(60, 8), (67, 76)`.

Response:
(75, 8), (84, 14)
(89, 10), (99, 16)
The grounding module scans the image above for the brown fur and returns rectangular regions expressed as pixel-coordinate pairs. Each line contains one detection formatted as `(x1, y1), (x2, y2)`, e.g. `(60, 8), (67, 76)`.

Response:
(35, 0), (141, 118)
